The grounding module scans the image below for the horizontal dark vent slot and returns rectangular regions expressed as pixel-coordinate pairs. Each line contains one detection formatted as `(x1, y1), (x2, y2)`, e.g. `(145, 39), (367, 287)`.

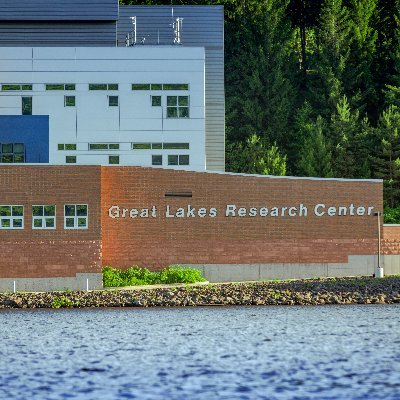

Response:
(165, 191), (192, 198)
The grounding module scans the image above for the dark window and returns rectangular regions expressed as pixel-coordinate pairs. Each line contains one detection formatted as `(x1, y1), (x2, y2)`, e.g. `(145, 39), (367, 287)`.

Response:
(65, 96), (75, 107)
(179, 155), (189, 165)
(109, 155), (119, 164)
(163, 84), (189, 90)
(132, 84), (150, 90)
(0, 143), (25, 163)
(22, 97), (32, 115)
(152, 155), (162, 166)
(152, 96), (161, 107)
(168, 155), (179, 166)
(66, 156), (76, 163)
(151, 84), (163, 90)
(109, 96), (119, 107)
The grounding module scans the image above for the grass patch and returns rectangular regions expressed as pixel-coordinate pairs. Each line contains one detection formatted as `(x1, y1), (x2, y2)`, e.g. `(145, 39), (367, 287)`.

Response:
(103, 265), (206, 287)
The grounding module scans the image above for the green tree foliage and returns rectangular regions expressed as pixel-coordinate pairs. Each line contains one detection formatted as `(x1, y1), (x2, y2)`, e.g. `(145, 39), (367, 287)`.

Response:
(297, 116), (333, 178)
(119, 0), (400, 206)
(227, 134), (287, 176)
(372, 105), (400, 207)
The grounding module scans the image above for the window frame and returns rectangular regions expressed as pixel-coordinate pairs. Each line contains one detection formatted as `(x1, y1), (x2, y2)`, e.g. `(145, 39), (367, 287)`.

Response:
(0, 205), (24, 230)
(32, 205), (56, 230)
(64, 204), (88, 230)
(166, 96), (189, 118)
(64, 95), (76, 107)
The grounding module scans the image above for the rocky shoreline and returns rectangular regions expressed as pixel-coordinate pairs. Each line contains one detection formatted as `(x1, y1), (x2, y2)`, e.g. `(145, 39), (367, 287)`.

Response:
(1, 276), (400, 309)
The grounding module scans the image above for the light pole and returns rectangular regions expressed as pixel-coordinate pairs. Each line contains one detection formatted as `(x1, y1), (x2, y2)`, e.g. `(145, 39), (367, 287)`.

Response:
(374, 211), (384, 278)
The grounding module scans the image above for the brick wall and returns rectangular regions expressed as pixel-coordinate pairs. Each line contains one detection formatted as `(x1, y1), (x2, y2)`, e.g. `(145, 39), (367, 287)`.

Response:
(382, 225), (400, 255)
(101, 167), (383, 269)
(0, 166), (102, 278)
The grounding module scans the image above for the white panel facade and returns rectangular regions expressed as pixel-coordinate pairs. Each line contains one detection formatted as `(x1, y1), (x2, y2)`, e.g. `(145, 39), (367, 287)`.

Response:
(0, 46), (206, 171)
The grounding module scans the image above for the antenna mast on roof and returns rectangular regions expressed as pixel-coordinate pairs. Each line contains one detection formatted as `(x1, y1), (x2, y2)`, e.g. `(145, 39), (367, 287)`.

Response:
(125, 16), (137, 46)
(171, 8), (183, 45)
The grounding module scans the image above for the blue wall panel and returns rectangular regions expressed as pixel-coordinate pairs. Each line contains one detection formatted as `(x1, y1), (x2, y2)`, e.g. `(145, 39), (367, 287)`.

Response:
(0, 116), (49, 163)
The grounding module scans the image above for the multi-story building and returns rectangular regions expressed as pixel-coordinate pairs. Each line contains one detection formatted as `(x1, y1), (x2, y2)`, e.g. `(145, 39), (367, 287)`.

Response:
(0, 0), (225, 171)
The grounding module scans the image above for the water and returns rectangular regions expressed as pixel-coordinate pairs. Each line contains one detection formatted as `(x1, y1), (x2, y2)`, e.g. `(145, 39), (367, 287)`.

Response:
(0, 305), (399, 400)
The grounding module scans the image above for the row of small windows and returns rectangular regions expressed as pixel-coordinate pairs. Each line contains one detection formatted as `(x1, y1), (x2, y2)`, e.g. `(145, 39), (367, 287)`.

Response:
(58, 142), (189, 151)
(1, 83), (189, 92)
(20, 95), (189, 118)
(64, 154), (189, 165)
(0, 205), (88, 230)
(0, 143), (25, 163)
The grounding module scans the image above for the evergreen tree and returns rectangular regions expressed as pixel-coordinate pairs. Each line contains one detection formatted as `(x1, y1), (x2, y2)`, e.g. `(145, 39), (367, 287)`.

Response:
(372, 105), (400, 207)
(308, 0), (352, 119)
(225, 0), (298, 149)
(226, 134), (287, 176)
(297, 116), (333, 177)
(344, 0), (378, 115)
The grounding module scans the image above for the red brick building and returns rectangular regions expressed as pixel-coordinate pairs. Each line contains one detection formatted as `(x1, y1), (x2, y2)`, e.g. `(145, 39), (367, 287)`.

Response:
(0, 165), (398, 291)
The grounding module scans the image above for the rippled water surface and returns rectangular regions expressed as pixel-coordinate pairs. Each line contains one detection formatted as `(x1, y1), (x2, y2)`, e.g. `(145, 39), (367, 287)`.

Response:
(0, 305), (400, 399)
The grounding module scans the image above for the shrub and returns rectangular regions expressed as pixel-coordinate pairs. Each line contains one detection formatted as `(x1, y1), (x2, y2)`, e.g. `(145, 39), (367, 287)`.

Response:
(51, 296), (75, 308)
(384, 207), (400, 224)
(102, 265), (206, 287)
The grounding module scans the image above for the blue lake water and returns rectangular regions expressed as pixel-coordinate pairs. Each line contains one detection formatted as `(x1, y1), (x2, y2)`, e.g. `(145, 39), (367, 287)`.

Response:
(0, 305), (399, 400)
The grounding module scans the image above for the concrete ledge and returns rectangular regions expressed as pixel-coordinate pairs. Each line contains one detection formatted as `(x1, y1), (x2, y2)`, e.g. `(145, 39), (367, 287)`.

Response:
(186, 255), (383, 282)
(0, 273), (103, 293)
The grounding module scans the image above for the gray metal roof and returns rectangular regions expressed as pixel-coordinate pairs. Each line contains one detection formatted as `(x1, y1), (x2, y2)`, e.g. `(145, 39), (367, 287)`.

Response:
(0, 0), (118, 21)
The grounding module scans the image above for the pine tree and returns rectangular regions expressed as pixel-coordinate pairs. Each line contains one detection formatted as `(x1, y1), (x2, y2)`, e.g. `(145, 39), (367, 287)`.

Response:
(226, 134), (287, 176)
(225, 0), (298, 149)
(372, 105), (400, 207)
(344, 0), (378, 115)
(297, 116), (333, 177)
(308, 0), (352, 119)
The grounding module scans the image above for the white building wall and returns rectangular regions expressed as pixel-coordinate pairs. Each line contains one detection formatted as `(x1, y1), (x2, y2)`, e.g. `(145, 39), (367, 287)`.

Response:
(0, 46), (206, 171)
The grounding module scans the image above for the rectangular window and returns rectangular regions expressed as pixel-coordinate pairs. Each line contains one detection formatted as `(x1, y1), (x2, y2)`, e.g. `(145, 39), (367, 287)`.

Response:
(65, 96), (75, 107)
(132, 84), (151, 90)
(0, 143), (25, 163)
(151, 84), (163, 90)
(168, 155), (189, 166)
(89, 143), (119, 150)
(2, 84), (32, 91)
(0, 205), (24, 229)
(152, 155), (162, 166)
(65, 84), (75, 91)
(32, 205), (56, 229)
(109, 155), (119, 164)
(109, 96), (119, 107)
(132, 143), (151, 150)
(22, 97), (32, 115)
(152, 143), (162, 149)
(66, 156), (76, 163)
(163, 84), (189, 90)
(46, 84), (64, 91)
(89, 84), (118, 91)
(64, 204), (88, 229)
(167, 96), (189, 118)
(152, 96), (161, 107)
(58, 144), (76, 151)
(163, 143), (189, 150)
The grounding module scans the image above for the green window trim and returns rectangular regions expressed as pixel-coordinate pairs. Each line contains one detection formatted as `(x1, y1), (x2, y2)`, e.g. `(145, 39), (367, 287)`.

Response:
(163, 143), (189, 150)
(132, 143), (152, 150)
(166, 96), (189, 119)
